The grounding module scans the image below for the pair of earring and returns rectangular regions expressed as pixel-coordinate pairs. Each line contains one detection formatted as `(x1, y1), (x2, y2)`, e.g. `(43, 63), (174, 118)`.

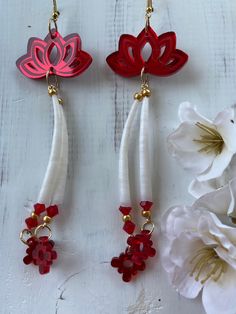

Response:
(17, 0), (188, 281)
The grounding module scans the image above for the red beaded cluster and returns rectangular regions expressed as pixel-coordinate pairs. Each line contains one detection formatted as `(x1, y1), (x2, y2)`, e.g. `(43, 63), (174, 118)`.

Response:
(23, 236), (57, 275)
(21, 203), (59, 274)
(111, 230), (156, 282)
(112, 201), (156, 282)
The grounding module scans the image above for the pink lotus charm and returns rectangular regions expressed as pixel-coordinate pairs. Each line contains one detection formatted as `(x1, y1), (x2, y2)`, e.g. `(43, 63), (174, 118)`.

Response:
(16, 30), (92, 79)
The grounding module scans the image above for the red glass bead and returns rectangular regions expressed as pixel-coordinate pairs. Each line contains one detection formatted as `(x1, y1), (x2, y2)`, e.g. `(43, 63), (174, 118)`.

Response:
(119, 206), (132, 215)
(23, 236), (57, 275)
(25, 217), (38, 229)
(140, 201), (153, 211)
(34, 203), (46, 215)
(111, 249), (146, 282)
(127, 230), (156, 265)
(16, 30), (92, 79)
(123, 220), (136, 234)
(106, 26), (188, 78)
(47, 205), (59, 218)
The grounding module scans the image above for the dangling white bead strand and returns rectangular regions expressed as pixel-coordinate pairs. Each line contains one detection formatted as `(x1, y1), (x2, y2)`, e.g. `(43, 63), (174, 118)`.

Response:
(139, 96), (152, 201)
(37, 94), (68, 205)
(119, 99), (140, 206)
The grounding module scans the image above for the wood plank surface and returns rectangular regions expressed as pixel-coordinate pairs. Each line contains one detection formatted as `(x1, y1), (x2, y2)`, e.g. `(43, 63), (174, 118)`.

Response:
(0, 0), (235, 313)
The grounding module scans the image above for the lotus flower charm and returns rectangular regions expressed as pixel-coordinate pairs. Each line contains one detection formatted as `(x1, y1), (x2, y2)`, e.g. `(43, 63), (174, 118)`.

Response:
(16, 29), (92, 79)
(106, 26), (188, 77)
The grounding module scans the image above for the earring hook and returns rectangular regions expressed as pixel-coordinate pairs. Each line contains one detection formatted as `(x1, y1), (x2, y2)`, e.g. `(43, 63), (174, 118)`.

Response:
(52, 0), (60, 21)
(145, 0), (154, 32)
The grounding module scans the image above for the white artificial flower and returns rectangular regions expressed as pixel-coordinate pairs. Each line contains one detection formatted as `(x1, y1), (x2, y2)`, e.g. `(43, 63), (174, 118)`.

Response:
(194, 177), (236, 221)
(161, 204), (236, 314)
(189, 156), (236, 198)
(168, 102), (236, 184)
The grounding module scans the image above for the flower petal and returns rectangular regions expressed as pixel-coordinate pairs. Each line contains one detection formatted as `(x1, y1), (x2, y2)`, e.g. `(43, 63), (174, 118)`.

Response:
(214, 108), (236, 152)
(193, 185), (231, 215)
(197, 148), (233, 181)
(188, 178), (217, 198)
(202, 267), (236, 314)
(178, 102), (213, 124)
(168, 122), (215, 174)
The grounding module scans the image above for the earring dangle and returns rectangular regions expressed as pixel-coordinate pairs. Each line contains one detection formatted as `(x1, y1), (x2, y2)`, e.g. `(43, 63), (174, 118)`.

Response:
(107, 0), (188, 282)
(17, 1), (92, 274)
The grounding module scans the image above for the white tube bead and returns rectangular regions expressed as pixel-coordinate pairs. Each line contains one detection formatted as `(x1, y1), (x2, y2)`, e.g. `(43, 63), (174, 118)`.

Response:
(37, 94), (68, 205)
(139, 96), (152, 201)
(119, 99), (140, 206)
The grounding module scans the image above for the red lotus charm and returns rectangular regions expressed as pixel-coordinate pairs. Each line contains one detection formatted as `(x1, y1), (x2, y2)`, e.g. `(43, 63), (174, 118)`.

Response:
(111, 230), (156, 282)
(23, 236), (57, 275)
(16, 30), (92, 79)
(106, 26), (188, 77)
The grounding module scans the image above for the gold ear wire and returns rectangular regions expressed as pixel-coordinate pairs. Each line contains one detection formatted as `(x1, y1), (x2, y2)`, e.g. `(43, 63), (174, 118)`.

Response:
(52, 0), (60, 21)
(145, 0), (154, 31)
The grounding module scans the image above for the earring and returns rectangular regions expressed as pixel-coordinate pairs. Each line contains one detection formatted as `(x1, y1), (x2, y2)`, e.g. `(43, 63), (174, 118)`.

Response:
(17, 0), (92, 275)
(106, 0), (188, 282)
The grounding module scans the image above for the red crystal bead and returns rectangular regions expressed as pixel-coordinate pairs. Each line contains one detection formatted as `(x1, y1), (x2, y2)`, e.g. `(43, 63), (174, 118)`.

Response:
(34, 203), (46, 215)
(140, 201), (153, 211)
(25, 217), (38, 229)
(123, 220), (136, 234)
(47, 205), (59, 218)
(119, 206), (132, 215)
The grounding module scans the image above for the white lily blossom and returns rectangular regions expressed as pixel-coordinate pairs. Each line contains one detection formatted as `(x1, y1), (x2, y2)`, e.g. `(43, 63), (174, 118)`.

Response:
(168, 102), (236, 184)
(161, 204), (236, 314)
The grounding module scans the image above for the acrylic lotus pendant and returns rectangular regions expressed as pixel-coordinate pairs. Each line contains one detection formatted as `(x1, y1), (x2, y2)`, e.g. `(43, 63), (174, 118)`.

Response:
(106, 26), (188, 78)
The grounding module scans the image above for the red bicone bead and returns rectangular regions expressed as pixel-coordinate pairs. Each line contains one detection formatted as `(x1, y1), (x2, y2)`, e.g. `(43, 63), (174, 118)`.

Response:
(47, 205), (59, 218)
(123, 220), (136, 234)
(25, 217), (38, 229)
(34, 203), (46, 215)
(119, 206), (132, 215)
(140, 201), (153, 211)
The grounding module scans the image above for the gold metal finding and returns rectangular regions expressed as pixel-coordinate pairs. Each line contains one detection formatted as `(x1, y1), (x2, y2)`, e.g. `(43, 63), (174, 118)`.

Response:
(145, 0), (154, 31)
(52, 0), (60, 21)
(46, 70), (63, 103)
(48, 0), (60, 38)
(194, 122), (224, 155)
(20, 229), (33, 245)
(190, 247), (227, 284)
(34, 223), (52, 239)
(141, 220), (155, 234)
(133, 67), (151, 101)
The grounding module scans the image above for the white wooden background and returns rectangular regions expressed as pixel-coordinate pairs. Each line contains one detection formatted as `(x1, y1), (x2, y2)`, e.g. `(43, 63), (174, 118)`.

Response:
(0, 0), (236, 313)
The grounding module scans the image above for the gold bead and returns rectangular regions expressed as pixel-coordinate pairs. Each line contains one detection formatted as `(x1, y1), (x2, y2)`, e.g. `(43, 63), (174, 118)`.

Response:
(43, 216), (52, 224)
(31, 212), (38, 219)
(123, 215), (132, 222)
(48, 85), (58, 96)
(142, 88), (151, 98)
(52, 11), (60, 21)
(146, 6), (154, 14)
(142, 210), (151, 219)
(134, 92), (143, 101)
(58, 98), (63, 105)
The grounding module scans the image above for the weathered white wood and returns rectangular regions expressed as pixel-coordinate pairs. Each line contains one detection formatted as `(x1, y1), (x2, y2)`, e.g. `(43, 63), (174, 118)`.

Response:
(0, 0), (235, 313)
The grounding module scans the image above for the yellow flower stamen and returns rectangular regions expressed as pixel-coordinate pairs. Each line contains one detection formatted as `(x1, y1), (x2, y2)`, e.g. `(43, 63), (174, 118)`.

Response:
(194, 122), (224, 155)
(190, 247), (227, 284)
